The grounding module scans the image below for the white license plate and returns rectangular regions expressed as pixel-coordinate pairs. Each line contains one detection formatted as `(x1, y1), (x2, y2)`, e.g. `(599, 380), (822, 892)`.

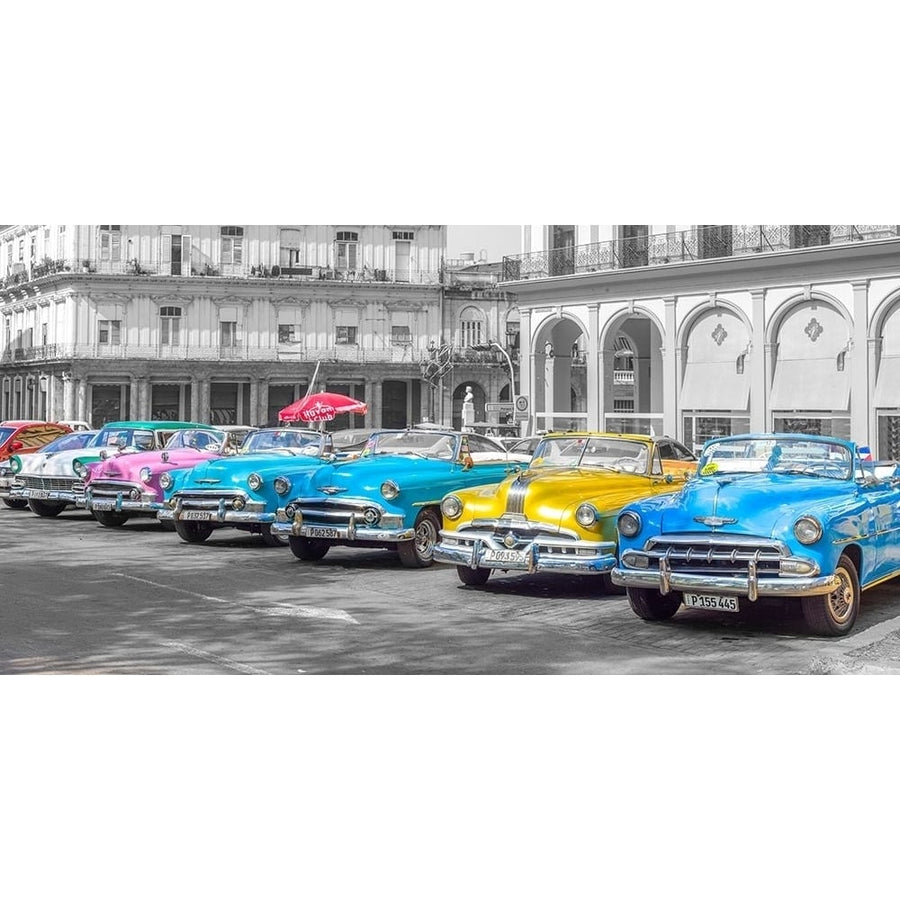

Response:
(683, 592), (739, 613)
(26, 489), (50, 499)
(91, 499), (114, 510)
(182, 510), (214, 521)
(301, 526), (339, 538)
(483, 548), (528, 565)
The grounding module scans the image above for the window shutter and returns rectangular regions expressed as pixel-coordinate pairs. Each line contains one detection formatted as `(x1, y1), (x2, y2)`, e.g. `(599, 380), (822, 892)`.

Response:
(182, 234), (192, 276)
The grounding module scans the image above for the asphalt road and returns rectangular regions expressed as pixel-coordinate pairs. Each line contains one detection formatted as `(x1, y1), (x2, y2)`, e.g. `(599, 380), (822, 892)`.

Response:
(4, 505), (900, 674)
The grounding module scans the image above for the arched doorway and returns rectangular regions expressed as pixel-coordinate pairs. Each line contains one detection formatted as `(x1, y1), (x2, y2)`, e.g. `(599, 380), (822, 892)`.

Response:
(533, 317), (588, 432)
(601, 312), (665, 435)
(769, 297), (851, 438)
(679, 305), (751, 454)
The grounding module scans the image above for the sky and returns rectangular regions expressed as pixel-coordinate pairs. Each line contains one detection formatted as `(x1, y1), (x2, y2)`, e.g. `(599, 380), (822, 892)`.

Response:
(445, 225), (521, 262)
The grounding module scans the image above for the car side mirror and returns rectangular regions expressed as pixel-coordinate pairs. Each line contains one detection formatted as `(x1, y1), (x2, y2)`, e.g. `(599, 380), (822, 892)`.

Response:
(9, 440), (23, 452)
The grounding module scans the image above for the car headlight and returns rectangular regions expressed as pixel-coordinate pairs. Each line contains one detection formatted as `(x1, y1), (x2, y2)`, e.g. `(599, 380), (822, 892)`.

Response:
(381, 480), (400, 500)
(441, 494), (463, 520)
(248, 472), (263, 491)
(159, 472), (173, 490)
(575, 503), (598, 527)
(9, 456), (21, 474)
(73, 460), (88, 478)
(273, 476), (291, 495)
(139, 466), (152, 483)
(617, 511), (642, 538)
(794, 515), (823, 545)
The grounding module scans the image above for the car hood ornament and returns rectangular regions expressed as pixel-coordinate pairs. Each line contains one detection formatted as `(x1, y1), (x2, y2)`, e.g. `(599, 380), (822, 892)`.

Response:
(694, 515), (738, 528)
(319, 486), (347, 495)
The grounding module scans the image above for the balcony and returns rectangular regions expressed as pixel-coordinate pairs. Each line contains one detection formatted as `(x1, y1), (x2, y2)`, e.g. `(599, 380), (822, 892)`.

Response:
(0, 342), (433, 366)
(501, 225), (900, 282)
(0, 257), (443, 294)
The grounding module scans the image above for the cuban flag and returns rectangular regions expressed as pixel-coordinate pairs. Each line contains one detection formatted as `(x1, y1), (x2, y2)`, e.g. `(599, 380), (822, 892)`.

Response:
(858, 445), (873, 461)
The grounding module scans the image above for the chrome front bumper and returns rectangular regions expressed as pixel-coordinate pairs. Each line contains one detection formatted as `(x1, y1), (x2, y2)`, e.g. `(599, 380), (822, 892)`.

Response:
(611, 563), (840, 599)
(84, 486), (160, 515)
(11, 486), (82, 505)
(271, 507), (414, 543)
(158, 495), (275, 526)
(434, 527), (617, 575)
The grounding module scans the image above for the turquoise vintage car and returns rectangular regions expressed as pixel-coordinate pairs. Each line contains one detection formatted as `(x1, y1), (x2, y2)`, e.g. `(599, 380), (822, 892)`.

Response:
(612, 433), (900, 636)
(157, 427), (339, 546)
(270, 428), (525, 567)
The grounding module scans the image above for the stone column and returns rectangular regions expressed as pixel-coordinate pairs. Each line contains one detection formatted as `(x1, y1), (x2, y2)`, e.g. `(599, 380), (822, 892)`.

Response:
(190, 375), (199, 422)
(62, 372), (75, 419)
(750, 289), (767, 432)
(586, 304), (600, 430)
(519, 309), (533, 433)
(364, 379), (377, 428)
(257, 377), (270, 428)
(76, 378), (88, 423)
(662, 297), (678, 438)
(850, 280), (870, 446)
(130, 377), (140, 419)
(249, 378), (260, 427)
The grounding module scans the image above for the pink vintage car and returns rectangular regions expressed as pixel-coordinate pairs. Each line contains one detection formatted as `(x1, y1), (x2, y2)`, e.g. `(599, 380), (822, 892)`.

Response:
(82, 426), (254, 527)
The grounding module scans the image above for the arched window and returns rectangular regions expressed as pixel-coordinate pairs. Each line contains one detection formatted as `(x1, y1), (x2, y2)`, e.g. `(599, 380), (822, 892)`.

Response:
(458, 306), (484, 348)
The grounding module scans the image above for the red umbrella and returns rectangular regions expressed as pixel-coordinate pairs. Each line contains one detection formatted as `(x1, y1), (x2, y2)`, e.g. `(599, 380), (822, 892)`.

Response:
(278, 391), (368, 424)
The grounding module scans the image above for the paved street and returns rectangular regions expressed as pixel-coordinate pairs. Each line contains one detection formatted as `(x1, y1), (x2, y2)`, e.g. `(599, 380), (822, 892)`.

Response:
(4, 505), (900, 674)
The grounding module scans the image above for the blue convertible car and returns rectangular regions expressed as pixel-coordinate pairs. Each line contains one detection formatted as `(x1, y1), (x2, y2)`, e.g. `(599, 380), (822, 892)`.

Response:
(271, 428), (525, 567)
(158, 427), (339, 546)
(612, 433), (900, 636)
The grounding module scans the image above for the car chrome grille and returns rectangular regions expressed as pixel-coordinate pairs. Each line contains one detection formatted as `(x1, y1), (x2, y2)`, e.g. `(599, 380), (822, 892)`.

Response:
(19, 475), (79, 493)
(642, 534), (786, 574)
(295, 498), (383, 525)
(177, 490), (247, 509)
(90, 480), (142, 497)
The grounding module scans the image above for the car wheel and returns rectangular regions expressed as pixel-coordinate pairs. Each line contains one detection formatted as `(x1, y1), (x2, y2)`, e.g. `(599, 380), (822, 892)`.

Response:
(260, 525), (290, 547)
(2, 498), (29, 510)
(397, 509), (441, 568)
(801, 553), (860, 636)
(595, 573), (617, 595)
(456, 565), (491, 586)
(174, 519), (213, 544)
(288, 536), (330, 560)
(28, 498), (66, 517)
(627, 587), (682, 620)
(94, 510), (129, 528)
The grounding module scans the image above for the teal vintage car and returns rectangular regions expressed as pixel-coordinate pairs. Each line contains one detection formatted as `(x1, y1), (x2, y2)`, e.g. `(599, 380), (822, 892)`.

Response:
(270, 428), (526, 567)
(612, 433), (900, 636)
(157, 427), (340, 546)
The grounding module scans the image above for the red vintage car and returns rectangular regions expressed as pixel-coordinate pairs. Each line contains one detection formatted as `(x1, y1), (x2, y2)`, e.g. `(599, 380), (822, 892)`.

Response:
(0, 420), (71, 463)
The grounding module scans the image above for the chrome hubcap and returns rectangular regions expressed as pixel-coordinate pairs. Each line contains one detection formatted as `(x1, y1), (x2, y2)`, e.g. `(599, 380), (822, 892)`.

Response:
(826, 567), (854, 624)
(416, 520), (437, 559)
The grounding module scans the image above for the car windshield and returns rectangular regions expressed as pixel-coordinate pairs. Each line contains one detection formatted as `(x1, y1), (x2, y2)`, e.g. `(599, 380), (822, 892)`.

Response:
(241, 429), (324, 454)
(530, 436), (649, 472)
(0, 427), (15, 443)
(365, 431), (459, 460)
(95, 428), (156, 450)
(698, 437), (853, 480)
(40, 432), (97, 453)
(165, 429), (226, 450)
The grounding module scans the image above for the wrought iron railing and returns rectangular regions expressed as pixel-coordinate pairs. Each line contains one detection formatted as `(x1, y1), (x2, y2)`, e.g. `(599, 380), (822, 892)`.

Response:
(501, 224), (900, 282)
(0, 342), (435, 365)
(0, 257), (443, 292)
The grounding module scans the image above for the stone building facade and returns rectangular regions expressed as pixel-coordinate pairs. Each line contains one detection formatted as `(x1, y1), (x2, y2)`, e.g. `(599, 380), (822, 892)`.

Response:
(0, 225), (522, 431)
(502, 225), (900, 455)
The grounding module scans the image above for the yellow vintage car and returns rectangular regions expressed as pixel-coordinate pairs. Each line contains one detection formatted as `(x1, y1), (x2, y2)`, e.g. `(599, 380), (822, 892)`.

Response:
(433, 432), (696, 588)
